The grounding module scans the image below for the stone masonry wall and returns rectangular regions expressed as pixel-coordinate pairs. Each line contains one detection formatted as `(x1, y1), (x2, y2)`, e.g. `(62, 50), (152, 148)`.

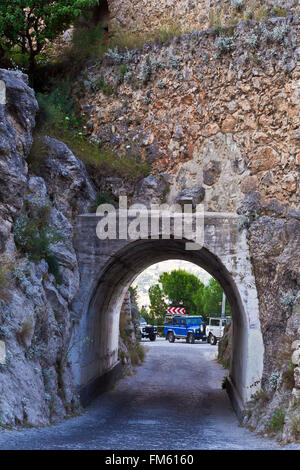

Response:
(77, 17), (299, 214)
(108, 0), (210, 35)
(107, 0), (299, 36)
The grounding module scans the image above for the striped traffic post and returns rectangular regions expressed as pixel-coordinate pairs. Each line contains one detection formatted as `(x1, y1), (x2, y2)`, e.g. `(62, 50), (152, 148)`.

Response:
(167, 307), (186, 315)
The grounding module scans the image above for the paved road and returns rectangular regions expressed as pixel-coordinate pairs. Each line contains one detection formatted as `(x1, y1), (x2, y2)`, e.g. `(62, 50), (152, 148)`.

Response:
(0, 338), (299, 450)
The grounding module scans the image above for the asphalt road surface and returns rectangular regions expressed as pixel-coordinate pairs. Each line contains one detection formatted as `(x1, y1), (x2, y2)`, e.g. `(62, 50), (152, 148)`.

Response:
(0, 338), (299, 450)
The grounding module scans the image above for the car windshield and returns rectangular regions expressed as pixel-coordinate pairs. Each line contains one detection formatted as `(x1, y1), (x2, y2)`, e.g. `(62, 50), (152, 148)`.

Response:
(185, 317), (203, 325)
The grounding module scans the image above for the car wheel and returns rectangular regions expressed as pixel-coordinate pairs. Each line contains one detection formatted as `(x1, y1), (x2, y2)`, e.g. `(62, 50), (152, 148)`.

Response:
(167, 331), (175, 343)
(187, 333), (195, 344)
(210, 334), (217, 345)
(149, 334), (156, 341)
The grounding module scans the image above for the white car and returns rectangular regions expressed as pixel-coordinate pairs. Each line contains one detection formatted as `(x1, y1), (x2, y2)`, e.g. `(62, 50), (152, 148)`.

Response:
(138, 318), (157, 341)
(206, 317), (230, 345)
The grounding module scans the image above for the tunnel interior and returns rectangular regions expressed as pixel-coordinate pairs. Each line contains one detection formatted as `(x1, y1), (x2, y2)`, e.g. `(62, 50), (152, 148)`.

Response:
(78, 238), (253, 415)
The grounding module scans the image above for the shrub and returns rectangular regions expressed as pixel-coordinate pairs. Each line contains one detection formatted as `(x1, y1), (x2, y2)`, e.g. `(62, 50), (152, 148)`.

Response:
(139, 56), (152, 84)
(282, 361), (295, 390)
(220, 358), (230, 369)
(95, 192), (117, 208)
(157, 23), (182, 44)
(281, 289), (297, 311)
(221, 376), (228, 389)
(291, 408), (300, 439)
(18, 316), (34, 346)
(270, 7), (287, 18)
(31, 128), (150, 185)
(70, 23), (106, 63)
(231, 0), (244, 11)
(104, 47), (128, 64)
(14, 212), (63, 261)
(95, 76), (114, 96)
(0, 257), (13, 302)
(272, 25), (288, 43)
(268, 371), (280, 391)
(119, 64), (128, 81)
(250, 388), (270, 405)
(247, 34), (259, 49)
(36, 86), (82, 133)
(208, 8), (225, 29)
(128, 341), (145, 366)
(253, 6), (269, 22)
(215, 36), (235, 53)
(14, 206), (65, 284)
(45, 255), (63, 285)
(108, 22), (182, 52)
(267, 407), (285, 434)
(168, 55), (181, 69)
(261, 24), (288, 44)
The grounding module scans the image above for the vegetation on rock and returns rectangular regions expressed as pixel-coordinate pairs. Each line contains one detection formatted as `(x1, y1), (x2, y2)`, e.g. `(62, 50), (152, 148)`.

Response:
(0, 0), (98, 73)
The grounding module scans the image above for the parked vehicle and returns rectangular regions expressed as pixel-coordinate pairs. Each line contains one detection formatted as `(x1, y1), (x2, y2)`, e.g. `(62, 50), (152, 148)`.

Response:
(163, 315), (206, 343)
(206, 316), (230, 345)
(138, 318), (157, 341)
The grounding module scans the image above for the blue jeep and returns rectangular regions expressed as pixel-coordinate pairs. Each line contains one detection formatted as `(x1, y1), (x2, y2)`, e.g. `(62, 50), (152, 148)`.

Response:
(163, 315), (207, 343)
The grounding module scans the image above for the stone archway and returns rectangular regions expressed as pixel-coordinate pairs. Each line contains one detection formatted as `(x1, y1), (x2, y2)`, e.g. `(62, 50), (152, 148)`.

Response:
(70, 211), (264, 418)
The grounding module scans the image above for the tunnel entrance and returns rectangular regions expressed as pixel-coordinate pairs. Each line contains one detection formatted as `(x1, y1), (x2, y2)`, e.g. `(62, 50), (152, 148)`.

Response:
(71, 212), (264, 418)
(130, 259), (230, 346)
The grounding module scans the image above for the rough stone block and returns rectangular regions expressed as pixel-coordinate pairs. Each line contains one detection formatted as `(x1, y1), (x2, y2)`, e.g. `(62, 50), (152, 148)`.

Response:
(294, 367), (300, 389)
(292, 349), (300, 366)
(291, 340), (300, 351)
(292, 388), (300, 401)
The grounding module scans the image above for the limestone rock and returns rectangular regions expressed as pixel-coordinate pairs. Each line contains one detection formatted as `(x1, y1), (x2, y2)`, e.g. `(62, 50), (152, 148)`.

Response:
(292, 350), (300, 366)
(203, 161), (221, 186)
(0, 69), (38, 237)
(37, 136), (97, 217)
(292, 340), (300, 351)
(294, 367), (300, 388)
(134, 175), (168, 206)
(175, 187), (205, 208)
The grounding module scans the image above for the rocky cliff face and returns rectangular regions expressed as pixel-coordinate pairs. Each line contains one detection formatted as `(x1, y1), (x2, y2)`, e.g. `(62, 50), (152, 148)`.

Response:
(0, 70), (96, 425)
(0, 70), (38, 253)
(0, 69), (145, 428)
(0, 71), (92, 426)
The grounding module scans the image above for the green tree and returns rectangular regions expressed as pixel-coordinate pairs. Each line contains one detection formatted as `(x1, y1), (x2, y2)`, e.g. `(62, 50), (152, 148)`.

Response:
(0, 0), (98, 73)
(201, 278), (230, 319)
(159, 270), (205, 315)
(148, 284), (168, 325)
(139, 305), (151, 324)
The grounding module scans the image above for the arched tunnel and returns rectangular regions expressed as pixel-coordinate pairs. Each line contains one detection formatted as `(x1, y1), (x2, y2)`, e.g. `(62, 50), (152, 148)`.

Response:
(70, 212), (264, 418)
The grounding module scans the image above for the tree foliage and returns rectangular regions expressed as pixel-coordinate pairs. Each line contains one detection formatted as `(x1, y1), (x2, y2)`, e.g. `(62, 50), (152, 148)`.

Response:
(0, 0), (98, 71)
(148, 284), (168, 325)
(147, 269), (230, 322)
(159, 270), (204, 316)
(201, 278), (230, 318)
